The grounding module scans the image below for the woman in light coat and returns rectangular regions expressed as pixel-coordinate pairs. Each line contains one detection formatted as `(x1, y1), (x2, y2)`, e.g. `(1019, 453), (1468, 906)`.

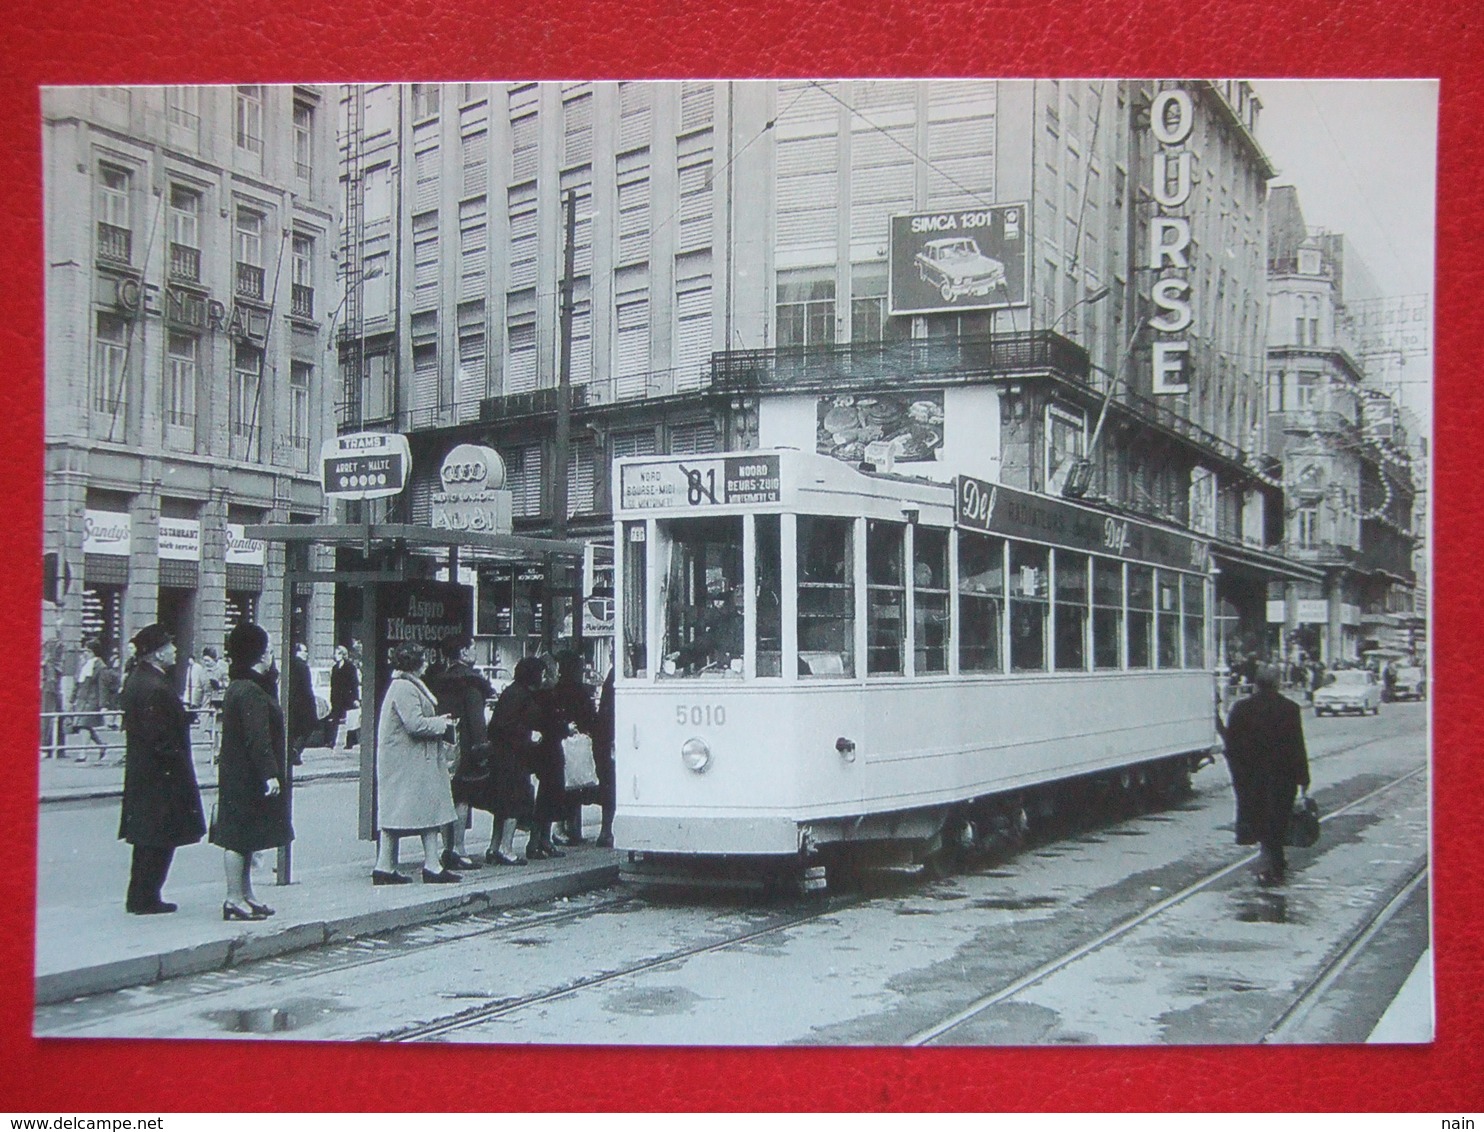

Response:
(372, 642), (460, 885)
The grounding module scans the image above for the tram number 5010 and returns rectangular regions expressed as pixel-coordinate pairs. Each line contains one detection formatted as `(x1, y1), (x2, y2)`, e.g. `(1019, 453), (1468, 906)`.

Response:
(676, 704), (727, 727)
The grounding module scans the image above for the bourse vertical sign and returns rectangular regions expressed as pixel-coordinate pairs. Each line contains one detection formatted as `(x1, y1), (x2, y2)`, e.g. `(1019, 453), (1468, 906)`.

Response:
(320, 432), (412, 501)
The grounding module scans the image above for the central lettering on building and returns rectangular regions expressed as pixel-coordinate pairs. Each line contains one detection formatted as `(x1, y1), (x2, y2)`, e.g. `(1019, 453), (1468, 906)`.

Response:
(113, 277), (268, 344)
(1148, 87), (1194, 395)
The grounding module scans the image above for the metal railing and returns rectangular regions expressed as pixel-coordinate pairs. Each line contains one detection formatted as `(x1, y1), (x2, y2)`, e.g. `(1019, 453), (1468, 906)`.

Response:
(97, 223), (131, 265)
(168, 242), (200, 282)
(291, 283), (314, 319)
(235, 262), (265, 300)
(39, 707), (222, 763)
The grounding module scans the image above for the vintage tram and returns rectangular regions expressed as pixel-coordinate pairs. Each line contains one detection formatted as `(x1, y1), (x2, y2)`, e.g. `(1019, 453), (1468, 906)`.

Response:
(611, 449), (1217, 889)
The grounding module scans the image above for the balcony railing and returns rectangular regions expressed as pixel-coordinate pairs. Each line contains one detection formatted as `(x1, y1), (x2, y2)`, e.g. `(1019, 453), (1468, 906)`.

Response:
(168, 243), (200, 283)
(475, 365), (711, 428)
(97, 222), (131, 265)
(235, 262), (265, 300)
(291, 283), (314, 319)
(1271, 408), (1361, 443)
(711, 330), (1090, 394)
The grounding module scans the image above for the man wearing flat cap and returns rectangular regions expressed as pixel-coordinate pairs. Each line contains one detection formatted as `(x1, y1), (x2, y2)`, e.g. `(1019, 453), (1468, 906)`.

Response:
(1220, 663), (1311, 887)
(118, 623), (205, 914)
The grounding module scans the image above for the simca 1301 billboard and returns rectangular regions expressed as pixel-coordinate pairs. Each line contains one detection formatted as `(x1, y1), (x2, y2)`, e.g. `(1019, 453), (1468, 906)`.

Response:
(889, 204), (1028, 315)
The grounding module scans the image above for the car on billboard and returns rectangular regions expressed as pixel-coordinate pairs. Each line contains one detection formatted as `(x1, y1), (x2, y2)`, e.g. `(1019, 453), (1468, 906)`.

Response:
(914, 236), (1008, 302)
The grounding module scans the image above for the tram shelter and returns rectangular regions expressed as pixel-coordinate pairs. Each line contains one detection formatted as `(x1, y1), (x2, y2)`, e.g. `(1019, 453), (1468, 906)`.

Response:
(245, 521), (588, 884)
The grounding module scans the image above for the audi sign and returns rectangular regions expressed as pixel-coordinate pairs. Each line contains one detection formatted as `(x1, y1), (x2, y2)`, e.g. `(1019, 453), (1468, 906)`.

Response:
(320, 432), (411, 500)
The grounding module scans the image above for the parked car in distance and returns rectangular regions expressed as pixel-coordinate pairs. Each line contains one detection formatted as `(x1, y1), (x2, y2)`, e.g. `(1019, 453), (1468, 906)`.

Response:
(1389, 665), (1426, 701)
(1314, 669), (1382, 716)
(915, 237), (1008, 302)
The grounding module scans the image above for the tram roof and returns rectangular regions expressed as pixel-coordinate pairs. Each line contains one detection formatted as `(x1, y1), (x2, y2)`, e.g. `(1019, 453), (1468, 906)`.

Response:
(244, 522), (588, 560)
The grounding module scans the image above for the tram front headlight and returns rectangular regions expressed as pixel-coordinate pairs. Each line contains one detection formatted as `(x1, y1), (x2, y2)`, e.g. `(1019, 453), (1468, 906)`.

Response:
(681, 737), (712, 774)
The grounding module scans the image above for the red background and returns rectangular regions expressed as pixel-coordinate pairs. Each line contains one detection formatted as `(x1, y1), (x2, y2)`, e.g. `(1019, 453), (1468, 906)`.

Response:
(1, 0), (1478, 1112)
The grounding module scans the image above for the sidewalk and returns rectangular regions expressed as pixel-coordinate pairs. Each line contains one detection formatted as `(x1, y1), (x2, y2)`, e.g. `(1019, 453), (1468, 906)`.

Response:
(34, 742), (620, 1007)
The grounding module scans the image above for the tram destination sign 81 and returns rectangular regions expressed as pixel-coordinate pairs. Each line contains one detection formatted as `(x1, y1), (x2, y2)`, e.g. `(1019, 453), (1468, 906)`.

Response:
(955, 474), (1208, 572)
(620, 455), (781, 511)
(320, 432), (411, 501)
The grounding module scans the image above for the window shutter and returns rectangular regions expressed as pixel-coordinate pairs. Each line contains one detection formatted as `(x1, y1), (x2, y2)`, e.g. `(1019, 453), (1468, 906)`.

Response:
(614, 294), (650, 399)
(674, 280), (712, 392)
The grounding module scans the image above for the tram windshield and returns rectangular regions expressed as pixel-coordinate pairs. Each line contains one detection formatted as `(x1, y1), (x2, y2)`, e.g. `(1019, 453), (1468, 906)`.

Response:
(660, 516), (745, 676)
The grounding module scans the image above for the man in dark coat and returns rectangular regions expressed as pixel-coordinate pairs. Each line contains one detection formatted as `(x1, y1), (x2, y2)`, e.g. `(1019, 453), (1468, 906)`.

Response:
(118, 623), (205, 914)
(287, 641), (319, 766)
(1221, 663), (1311, 886)
(327, 643), (361, 749)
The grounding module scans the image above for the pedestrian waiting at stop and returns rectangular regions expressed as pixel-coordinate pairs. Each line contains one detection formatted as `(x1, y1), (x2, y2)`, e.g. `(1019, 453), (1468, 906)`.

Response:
(118, 623), (205, 915)
(287, 640), (319, 767)
(326, 643), (361, 750)
(428, 631), (493, 872)
(372, 643), (461, 886)
(213, 623), (292, 921)
(482, 657), (545, 865)
(1220, 663), (1312, 887)
(542, 650), (598, 852)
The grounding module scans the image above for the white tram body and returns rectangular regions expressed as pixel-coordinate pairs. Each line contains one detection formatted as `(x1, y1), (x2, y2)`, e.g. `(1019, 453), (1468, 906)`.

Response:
(611, 449), (1216, 865)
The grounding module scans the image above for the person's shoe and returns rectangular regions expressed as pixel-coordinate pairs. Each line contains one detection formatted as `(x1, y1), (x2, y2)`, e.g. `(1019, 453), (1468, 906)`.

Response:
(223, 901), (268, 922)
(1255, 869), (1285, 888)
(422, 868), (461, 884)
(441, 850), (481, 871)
(128, 901), (178, 915)
(493, 851), (529, 867)
(245, 900), (276, 917)
(540, 843), (566, 859)
(372, 869), (412, 886)
(596, 831), (615, 849)
(525, 843), (550, 861)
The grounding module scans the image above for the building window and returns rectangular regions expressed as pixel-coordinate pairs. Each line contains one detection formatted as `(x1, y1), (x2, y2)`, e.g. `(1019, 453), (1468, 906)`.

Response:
(776, 277), (835, 349)
(93, 313), (128, 416)
(235, 85), (264, 155)
(235, 208), (265, 299)
(363, 85), (395, 138)
(96, 164), (131, 264)
(507, 444), (543, 517)
(364, 164), (391, 223)
(412, 213), (439, 311)
(165, 332), (197, 430)
(563, 88), (593, 168)
(1295, 505), (1319, 548)
(411, 83), (440, 122)
(363, 249), (390, 318)
(289, 361), (311, 450)
(1295, 371), (1320, 410)
(293, 100), (314, 179)
(230, 344), (263, 443)
(616, 164), (650, 266)
(166, 86), (199, 129)
(1046, 405), (1086, 494)
(677, 147), (713, 253)
(505, 312), (537, 394)
(167, 185), (200, 282)
(291, 233), (314, 318)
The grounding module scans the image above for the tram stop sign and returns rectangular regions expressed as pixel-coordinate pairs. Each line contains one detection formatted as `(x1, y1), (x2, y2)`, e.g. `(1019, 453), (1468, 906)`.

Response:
(320, 432), (411, 501)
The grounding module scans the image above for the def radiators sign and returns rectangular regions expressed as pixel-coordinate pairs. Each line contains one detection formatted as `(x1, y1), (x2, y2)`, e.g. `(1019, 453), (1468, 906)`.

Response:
(889, 204), (1028, 316)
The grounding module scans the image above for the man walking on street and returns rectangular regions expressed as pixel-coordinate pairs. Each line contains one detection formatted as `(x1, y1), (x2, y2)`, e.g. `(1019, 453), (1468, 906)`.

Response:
(118, 623), (205, 914)
(1221, 663), (1311, 887)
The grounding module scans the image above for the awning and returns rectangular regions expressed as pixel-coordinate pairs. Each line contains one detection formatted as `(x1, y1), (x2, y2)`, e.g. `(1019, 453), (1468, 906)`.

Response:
(1211, 541), (1325, 584)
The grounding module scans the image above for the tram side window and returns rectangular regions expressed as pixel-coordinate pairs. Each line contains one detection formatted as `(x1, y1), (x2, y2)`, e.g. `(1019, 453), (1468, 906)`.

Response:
(914, 526), (950, 674)
(1128, 565), (1154, 669)
(1182, 574), (1206, 668)
(1156, 570), (1181, 668)
(1092, 558), (1123, 670)
(622, 521), (647, 677)
(958, 531), (1004, 672)
(866, 521), (905, 675)
(797, 515), (855, 678)
(1053, 550), (1088, 671)
(755, 514), (783, 677)
(660, 516), (744, 677)
(1009, 542), (1049, 672)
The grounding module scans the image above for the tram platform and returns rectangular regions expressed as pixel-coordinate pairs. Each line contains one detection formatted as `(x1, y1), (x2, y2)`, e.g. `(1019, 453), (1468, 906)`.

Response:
(34, 744), (620, 1007)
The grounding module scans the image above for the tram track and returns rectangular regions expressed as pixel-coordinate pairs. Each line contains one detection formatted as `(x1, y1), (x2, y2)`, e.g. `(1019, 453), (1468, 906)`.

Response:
(37, 731), (1425, 1044)
(903, 762), (1427, 1045)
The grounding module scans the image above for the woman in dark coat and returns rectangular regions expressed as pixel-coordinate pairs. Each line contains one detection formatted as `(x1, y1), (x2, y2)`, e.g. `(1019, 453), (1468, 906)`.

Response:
(533, 651), (597, 858)
(212, 622), (292, 920)
(483, 657), (545, 864)
(593, 667), (616, 848)
(118, 623), (205, 915)
(429, 632), (493, 871)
